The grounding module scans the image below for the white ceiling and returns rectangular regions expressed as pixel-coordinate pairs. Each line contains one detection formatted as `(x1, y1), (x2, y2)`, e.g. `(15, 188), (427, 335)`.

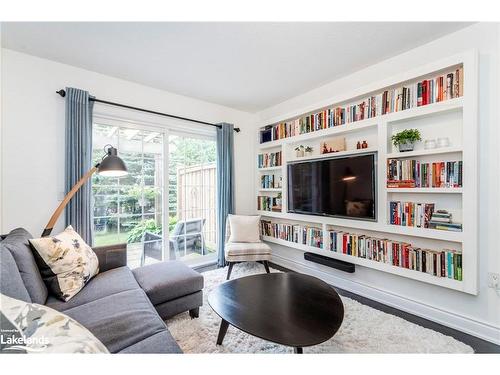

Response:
(1, 22), (471, 112)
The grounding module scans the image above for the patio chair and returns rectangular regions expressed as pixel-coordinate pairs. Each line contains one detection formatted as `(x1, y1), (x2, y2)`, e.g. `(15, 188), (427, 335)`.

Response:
(140, 218), (206, 265)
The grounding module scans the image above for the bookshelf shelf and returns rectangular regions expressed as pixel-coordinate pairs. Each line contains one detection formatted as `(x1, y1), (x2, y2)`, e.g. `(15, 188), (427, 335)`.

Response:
(262, 236), (463, 291)
(258, 119), (378, 149)
(288, 147), (377, 163)
(257, 166), (282, 172)
(383, 224), (463, 242)
(258, 188), (282, 192)
(255, 51), (478, 295)
(386, 146), (462, 159)
(386, 187), (463, 194)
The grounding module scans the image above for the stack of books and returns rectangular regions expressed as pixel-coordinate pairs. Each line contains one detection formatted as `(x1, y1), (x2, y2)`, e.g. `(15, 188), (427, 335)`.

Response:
(259, 67), (463, 143)
(389, 201), (435, 228)
(260, 220), (323, 249)
(428, 210), (463, 232)
(328, 230), (462, 280)
(257, 196), (279, 211)
(260, 174), (281, 189)
(387, 159), (463, 188)
(258, 151), (282, 168)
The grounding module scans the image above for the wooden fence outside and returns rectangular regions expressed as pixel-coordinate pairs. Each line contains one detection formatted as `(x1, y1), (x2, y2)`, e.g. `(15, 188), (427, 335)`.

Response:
(177, 163), (217, 245)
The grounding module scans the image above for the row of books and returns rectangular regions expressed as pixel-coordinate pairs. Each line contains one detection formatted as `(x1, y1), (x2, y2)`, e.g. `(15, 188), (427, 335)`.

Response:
(259, 68), (463, 143)
(389, 201), (435, 228)
(328, 230), (462, 280)
(260, 174), (282, 189)
(387, 159), (463, 188)
(257, 196), (280, 212)
(258, 151), (282, 169)
(260, 220), (323, 248)
(429, 210), (463, 232)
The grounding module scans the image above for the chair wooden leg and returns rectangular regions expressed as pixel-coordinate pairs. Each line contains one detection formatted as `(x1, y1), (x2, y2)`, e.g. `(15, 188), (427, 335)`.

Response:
(226, 262), (234, 280)
(263, 260), (270, 274)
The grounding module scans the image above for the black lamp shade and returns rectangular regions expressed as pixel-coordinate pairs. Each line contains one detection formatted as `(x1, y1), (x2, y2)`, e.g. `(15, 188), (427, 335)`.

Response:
(98, 147), (128, 177)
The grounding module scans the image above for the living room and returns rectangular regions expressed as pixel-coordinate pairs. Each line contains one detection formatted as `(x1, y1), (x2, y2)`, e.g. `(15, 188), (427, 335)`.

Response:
(1, 1), (499, 372)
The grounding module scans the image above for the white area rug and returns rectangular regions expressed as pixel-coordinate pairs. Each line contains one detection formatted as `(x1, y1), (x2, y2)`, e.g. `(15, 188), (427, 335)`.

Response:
(166, 263), (473, 353)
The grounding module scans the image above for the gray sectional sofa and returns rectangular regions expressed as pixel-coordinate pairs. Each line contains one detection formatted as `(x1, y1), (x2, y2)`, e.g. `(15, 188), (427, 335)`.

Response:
(0, 228), (204, 353)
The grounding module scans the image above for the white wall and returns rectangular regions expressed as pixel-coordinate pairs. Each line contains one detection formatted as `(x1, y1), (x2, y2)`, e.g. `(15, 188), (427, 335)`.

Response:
(257, 23), (500, 344)
(0, 49), (257, 236)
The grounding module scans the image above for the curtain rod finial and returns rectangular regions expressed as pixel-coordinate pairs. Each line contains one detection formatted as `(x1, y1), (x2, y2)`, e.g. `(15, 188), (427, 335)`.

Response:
(235, 127), (241, 133)
(56, 89), (66, 98)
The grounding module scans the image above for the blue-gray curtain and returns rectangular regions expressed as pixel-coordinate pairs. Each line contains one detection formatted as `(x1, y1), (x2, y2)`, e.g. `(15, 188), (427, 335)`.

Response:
(216, 123), (235, 267)
(65, 87), (94, 245)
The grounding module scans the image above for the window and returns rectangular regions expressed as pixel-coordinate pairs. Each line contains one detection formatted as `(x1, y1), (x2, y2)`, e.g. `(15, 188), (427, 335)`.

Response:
(92, 119), (217, 268)
(168, 134), (217, 265)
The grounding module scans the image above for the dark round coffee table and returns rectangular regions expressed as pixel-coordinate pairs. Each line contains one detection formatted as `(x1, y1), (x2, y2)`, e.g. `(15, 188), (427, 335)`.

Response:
(208, 272), (344, 353)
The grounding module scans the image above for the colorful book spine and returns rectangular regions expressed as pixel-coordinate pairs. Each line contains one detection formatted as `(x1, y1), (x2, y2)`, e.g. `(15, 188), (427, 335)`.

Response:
(389, 201), (435, 228)
(328, 229), (462, 280)
(260, 67), (464, 144)
(258, 151), (282, 168)
(260, 220), (323, 249)
(387, 159), (462, 188)
(260, 174), (281, 189)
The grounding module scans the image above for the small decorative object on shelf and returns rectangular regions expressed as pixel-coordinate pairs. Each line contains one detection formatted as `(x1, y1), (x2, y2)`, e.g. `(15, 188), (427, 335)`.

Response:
(391, 129), (422, 152)
(437, 137), (450, 148)
(276, 192), (282, 208)
(304, 146), (313, 156)
(424, 139), (437, 149)
(320, 137), (346, 155)
(356, 141), (361, 149)
(362, 140), (368, 149)
(328, 229), (462, 280)
(294, 145), (305, 158)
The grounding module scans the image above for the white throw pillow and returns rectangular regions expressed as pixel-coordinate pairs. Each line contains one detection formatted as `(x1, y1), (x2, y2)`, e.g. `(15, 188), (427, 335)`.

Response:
(228, 215), (261, 243)
(0, 293), (109, 353)
(29, 225), (99, 301)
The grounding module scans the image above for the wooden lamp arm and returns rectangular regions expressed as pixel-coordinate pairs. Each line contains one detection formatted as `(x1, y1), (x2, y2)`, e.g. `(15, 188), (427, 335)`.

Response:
(41, 166), (99, 237)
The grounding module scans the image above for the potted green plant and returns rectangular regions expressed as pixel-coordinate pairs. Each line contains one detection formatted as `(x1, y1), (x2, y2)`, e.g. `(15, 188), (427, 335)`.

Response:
(294, 145), (305, 157)
(391, 129), (422, 152)
(304, 146), (313, 156)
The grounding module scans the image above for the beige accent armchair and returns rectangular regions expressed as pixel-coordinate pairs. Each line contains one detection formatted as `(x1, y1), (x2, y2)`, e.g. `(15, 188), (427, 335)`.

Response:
(224, 217), (272, 280)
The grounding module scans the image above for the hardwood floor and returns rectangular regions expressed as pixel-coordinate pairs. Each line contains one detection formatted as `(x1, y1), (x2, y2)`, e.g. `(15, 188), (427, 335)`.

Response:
(195, 261), (500, 353)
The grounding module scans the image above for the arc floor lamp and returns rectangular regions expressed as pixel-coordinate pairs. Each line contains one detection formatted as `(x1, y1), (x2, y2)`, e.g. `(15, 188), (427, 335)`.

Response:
(42, 145), (128, 237)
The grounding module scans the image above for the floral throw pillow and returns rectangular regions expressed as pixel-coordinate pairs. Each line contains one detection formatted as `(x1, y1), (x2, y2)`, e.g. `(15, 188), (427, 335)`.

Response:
(0, 293), (109, 353)
(29, 226), (99, 301)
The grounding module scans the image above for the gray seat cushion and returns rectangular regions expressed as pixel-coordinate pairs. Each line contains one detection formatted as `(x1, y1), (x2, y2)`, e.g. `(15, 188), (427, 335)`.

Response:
(62, 289), (173, 353)
(0, 243), (31, 302)
(0, 228), (48, 304)
(46, 267), (141, 312)
(118, 331), (182, 354)
(132, 261), (204, 305)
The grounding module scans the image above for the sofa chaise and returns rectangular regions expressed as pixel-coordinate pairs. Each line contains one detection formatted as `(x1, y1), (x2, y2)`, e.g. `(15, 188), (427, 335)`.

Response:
(0, 228), (204, 353)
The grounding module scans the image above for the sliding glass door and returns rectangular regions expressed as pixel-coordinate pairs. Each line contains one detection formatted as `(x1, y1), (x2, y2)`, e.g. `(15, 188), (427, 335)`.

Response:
(92, 122), (165, 269)
(92, 119), (217, 268)
(168, 134), (217, 265)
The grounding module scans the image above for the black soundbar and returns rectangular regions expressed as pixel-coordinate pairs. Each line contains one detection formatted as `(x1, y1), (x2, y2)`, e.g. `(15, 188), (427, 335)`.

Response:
(304, 252), (355, 273)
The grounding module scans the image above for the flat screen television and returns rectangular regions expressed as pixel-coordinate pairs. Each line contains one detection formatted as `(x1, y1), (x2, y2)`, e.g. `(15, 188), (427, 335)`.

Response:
(287, 153), (376, 220)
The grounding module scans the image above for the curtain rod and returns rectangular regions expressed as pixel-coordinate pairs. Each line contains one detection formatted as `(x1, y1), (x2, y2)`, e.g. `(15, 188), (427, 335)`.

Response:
(56, 89), (240, 132)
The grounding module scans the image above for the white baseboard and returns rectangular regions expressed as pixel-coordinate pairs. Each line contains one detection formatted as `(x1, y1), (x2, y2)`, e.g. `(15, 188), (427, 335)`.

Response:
(271, 253), (500, 346)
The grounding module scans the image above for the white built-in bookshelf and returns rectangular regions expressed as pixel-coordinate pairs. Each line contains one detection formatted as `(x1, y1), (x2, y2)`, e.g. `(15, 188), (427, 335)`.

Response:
(255, 51), (478, 295)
